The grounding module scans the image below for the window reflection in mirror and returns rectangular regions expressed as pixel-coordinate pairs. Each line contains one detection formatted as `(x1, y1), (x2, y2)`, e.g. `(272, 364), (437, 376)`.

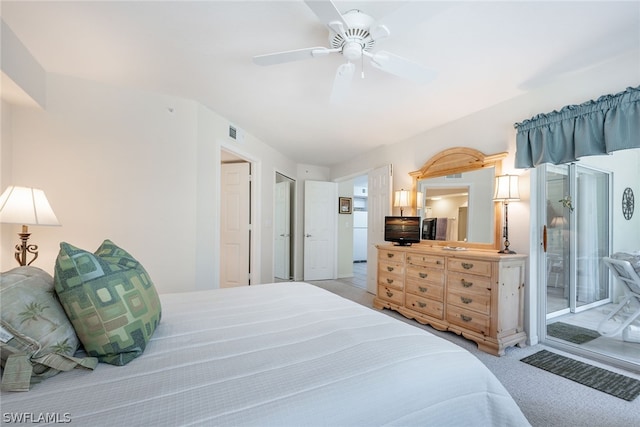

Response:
(417, 167), (495, 244)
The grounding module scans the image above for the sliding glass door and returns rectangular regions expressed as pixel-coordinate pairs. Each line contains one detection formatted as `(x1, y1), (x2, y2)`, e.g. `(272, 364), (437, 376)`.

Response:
(544, 163), (611, 319)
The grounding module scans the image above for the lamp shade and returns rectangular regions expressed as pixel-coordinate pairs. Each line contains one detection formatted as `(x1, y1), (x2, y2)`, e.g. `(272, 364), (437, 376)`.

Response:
(493, 175), (520, 202)
(393, 189), (411, 208)
(550, 215), (566, 228)
(0, 186), (60, 226)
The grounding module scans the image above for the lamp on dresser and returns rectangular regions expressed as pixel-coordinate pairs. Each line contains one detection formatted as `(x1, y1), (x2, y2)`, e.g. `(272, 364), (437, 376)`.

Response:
(493, 175), (520, 254)
(394, 189), (411, 216)
(0, 186), (60, 266)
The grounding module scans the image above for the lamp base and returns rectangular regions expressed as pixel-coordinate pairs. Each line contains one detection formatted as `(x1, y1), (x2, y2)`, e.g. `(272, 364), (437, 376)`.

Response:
(15, 226), (39, 266)
(498, 237), (515, 254)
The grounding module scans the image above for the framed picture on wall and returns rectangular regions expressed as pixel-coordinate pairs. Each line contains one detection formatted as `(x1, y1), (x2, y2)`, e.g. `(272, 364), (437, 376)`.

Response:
(339, 197), (352, 214)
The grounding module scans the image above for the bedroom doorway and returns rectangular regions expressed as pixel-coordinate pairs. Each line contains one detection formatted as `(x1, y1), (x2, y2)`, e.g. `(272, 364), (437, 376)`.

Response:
(275, 172), (295, 280)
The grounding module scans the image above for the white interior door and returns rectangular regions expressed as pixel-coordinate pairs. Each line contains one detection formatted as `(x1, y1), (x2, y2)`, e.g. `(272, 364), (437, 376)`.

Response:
(221, 162), (250, 287)
(367, 165), (393, 293)
(304, 180), (337, 281)
(274, 180), (291, 280)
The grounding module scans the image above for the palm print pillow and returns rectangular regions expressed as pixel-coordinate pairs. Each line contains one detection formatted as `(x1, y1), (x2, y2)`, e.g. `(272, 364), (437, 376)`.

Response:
(0, 266), (97, 391)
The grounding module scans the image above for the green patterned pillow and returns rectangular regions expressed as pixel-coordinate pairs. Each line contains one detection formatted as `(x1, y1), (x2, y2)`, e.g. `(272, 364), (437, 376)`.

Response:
(54, 240), (162, 366)
(1, 266), (97, 391)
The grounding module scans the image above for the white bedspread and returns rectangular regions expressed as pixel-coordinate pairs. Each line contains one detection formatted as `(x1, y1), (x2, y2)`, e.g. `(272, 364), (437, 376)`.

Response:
(1, 282), (530, 426)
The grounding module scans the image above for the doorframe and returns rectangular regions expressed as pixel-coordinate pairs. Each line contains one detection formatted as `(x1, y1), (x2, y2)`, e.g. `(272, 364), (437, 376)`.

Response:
(334, 170), (372, 281)
(274, 171), (296, 281)
(220, 144), (260, 286)
(334, 166), (391, 295)
(534, 163), (637, 372)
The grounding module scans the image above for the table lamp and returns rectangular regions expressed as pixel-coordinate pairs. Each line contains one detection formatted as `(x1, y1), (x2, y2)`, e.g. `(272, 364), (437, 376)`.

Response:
(0, 186), (60, 266)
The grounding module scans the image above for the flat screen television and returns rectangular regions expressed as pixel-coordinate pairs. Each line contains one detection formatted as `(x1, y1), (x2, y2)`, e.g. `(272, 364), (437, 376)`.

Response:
(384, 216), (421, 246)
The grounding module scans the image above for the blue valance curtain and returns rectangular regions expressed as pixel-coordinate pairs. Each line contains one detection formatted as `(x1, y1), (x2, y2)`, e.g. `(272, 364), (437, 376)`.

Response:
(514, 86), (640, 168)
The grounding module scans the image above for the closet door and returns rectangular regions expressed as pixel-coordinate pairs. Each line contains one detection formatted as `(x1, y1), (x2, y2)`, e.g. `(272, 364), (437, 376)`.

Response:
(221, 162), (251, 287)
(303, 180), (337, 281)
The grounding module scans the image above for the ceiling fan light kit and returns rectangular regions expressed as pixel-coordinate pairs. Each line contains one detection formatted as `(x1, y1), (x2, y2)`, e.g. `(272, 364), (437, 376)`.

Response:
(252, 0), (435, 102)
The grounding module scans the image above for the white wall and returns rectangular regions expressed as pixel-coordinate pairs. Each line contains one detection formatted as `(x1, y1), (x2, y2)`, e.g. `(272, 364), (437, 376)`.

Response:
(0, 100), (14, 268)
(580, 150), (640, 253)
(1, 73), (298, 292)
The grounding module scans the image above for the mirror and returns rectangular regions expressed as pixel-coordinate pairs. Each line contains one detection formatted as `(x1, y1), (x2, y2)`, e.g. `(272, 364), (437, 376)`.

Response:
(410, 147), (507, 250)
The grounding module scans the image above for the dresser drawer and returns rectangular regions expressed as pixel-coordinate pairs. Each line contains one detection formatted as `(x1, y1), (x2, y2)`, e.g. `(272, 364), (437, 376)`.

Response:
(406, 265), (444, 285)
(378, 249), (406, 263)
(406, 293), (444, 319)
(448, 288), (491, 315)
(448, 258), (492, 277)
(378, 272), (403, 290)
(378, 285), (403, 305)
(406, 278), (444, 301)
(406, 253), (445, 268)
(447, 272), (492, 295)
(378, 259), (404, 277)
(447, 305), (490, 335)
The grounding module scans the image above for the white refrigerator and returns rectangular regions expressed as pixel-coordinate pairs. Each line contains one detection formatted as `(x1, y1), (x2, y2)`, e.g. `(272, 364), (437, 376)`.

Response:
(353, 211), (367, 262)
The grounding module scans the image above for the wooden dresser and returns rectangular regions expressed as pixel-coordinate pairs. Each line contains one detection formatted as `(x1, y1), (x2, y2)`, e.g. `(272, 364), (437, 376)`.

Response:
(374, 244), (527, 356)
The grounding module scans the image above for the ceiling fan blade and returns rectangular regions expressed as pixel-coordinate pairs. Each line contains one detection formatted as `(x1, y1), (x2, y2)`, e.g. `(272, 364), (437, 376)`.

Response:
(330, 62), (355, 104)
(369, 51), (437, 84)
(253, 47), (331, 66)
(304, 0), (349, 29)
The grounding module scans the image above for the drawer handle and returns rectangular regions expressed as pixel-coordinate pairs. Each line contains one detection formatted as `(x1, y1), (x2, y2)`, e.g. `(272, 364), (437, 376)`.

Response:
(436, 260), (442, 265)
(460, 314), (472, 322)
(417, 301), (427, 308)
(461, 262), (474, 270)
(387, 266), (394, 272)
(418, 286), (428, 293)
(461, 279), (473, 288)
(386, 278), (394, 284)
(460, 296), (473, 304)
(386, 290), (394, 298)
(387, 253), (394, 258)
(419, 272), (428, 279)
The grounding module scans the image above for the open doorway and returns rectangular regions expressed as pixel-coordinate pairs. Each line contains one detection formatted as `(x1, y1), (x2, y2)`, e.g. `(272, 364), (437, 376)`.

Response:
(275, 172), (295, 280)
(352, 175), (368, 289)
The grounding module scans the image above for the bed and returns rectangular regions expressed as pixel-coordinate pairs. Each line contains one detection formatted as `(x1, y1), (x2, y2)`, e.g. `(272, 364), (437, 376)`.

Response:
(2, 282), (530, 426)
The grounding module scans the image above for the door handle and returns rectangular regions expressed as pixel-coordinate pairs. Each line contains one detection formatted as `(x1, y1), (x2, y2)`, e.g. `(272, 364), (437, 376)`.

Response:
(542, 225), (547, 252)
(305, 234), (312, 237)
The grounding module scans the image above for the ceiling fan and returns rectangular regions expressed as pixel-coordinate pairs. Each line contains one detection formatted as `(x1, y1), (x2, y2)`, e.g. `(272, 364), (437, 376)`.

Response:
(252, 0), (437, 103)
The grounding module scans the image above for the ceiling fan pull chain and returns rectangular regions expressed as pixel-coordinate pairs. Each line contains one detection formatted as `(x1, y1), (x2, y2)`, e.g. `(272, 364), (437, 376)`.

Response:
(361, 54), (365, 79)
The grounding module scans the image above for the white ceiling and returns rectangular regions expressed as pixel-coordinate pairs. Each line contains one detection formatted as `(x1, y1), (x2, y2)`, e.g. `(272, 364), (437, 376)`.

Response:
(2, 1), (639, 167)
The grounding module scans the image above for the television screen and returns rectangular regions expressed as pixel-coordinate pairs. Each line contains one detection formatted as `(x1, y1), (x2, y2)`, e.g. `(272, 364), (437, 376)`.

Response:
(384, 216), (421, 246)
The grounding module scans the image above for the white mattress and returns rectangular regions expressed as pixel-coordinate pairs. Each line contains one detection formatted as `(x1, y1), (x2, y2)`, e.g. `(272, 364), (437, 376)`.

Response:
(1, 282), (530, 426)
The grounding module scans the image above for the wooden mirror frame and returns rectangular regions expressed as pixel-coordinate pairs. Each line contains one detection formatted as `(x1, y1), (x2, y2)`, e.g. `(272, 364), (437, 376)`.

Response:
(410, 147), (508, 250)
